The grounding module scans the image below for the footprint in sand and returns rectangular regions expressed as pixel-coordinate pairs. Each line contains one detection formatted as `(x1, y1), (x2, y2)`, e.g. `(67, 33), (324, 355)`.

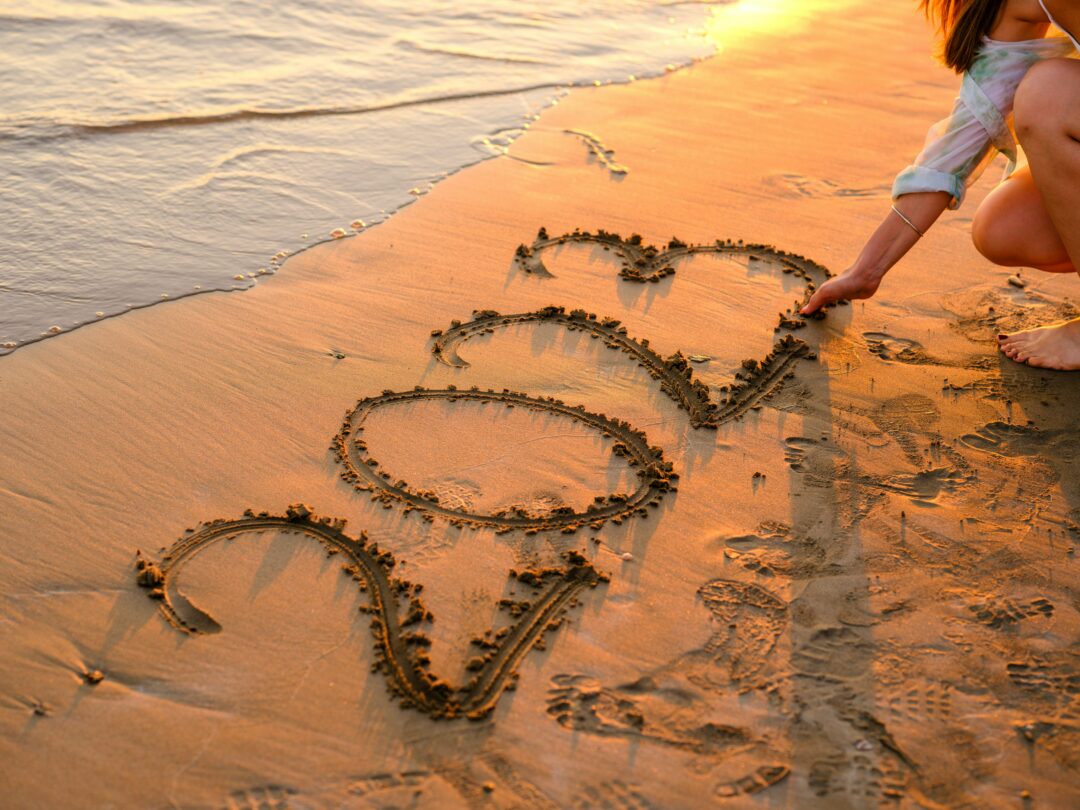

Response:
(762, 173), (890, 200)
(1017, 721), (1080, 774)
(545, 673), (755, 755)
(862, 331), (993, 370)
(945, 287), (1080, 345)
(572, 780), (659, 810)
(791, 626), (874, 681)
(862, 332), (942, 366)
(785, 429), (969, 506)
(546, 579), (791, 798)
(717, 522), (814, 579)
(961, 420), (1080, 459)
(697, 579), (788, 687)
(966, 594), (1054, 630)
(545, 674), (790, 801)
(1007, 653), (1080, 715)
(224, 785), (297, 810)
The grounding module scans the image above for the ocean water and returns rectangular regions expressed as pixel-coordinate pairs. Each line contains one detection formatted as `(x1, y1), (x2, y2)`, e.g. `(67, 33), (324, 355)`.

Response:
(0, 1), (728, 353)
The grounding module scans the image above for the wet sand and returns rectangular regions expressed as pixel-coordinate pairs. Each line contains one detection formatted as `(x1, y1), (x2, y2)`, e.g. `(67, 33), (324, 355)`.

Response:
(2, 0), (1079, 807)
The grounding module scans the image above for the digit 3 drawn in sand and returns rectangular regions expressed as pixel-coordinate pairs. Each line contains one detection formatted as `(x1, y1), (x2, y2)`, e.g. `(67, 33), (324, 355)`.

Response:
(332, 388), (677, 532)
(509, 229), (833, 421)
(431, 307), (812, 428)
(513, 228), (831, 296)
(135, 504), (609, 720)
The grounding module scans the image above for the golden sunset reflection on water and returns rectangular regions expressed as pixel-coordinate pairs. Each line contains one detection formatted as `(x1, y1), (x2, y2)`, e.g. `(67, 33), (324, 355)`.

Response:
(703, 0), (856, 48)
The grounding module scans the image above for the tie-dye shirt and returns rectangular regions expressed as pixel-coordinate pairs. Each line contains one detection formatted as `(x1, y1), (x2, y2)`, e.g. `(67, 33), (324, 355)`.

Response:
(892, 35), (1075, 208)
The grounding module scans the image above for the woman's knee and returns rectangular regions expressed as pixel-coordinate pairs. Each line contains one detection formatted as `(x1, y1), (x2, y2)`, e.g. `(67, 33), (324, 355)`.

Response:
(971, 204), (1013, 265)
(1014, 59), (1073, 142)
(971, 190), (1019, 265)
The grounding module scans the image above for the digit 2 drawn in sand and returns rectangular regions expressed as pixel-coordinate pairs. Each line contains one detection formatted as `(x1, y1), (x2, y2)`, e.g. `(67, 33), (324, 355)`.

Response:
(135, 504), (608, 720)
(431, 307), (812, 428)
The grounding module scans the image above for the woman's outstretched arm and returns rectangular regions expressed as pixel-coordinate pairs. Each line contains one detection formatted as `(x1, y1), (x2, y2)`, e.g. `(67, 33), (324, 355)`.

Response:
(801, 191), (952, 314)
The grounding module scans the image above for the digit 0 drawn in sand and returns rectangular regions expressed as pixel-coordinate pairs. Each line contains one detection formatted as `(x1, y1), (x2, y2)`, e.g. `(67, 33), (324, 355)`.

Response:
(135, 504), (608, 720)
(332, 388), (676, 532)
(431, 307), (812, 428)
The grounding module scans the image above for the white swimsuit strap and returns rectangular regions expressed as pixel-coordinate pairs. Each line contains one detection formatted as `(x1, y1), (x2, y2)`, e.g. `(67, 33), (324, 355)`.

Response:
(1039, 0), (1080, 50)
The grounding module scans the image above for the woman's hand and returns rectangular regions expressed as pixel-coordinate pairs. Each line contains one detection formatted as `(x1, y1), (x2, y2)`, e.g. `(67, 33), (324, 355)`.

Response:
(800, 266), (884, 315)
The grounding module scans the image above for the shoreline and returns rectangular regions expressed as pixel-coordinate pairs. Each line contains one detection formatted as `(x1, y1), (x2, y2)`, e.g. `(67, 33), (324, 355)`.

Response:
(2, 0), (1079, 807)
(0, 7), (718, 357)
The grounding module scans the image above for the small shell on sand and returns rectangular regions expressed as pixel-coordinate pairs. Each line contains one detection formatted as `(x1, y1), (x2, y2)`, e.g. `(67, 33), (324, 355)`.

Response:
(48, 326), (61, 333)
(351, 220), (366, 230)
(620, 552), (633, 562)
(233, 274), (245, 281)
(1, 342), (16, 348)
(330, 228), (347, 239)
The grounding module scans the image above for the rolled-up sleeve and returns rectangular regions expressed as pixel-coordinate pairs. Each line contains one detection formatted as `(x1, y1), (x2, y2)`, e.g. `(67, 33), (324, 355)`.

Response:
(892, 36), (1074, 209)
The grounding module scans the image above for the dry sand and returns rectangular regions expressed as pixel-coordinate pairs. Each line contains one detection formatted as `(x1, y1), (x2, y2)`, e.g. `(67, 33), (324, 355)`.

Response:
(2, 0), (1079, 807)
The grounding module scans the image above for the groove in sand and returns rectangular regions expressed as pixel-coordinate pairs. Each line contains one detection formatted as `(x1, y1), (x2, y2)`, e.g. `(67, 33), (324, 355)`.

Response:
(431, 306), (812, 428)
(514, 227), (831, 295)
(135, 504), (608, 720)
(332, 388), (677, 531)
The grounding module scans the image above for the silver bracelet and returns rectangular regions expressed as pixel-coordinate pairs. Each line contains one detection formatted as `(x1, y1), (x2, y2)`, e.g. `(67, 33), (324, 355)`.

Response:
(891, 205), (925, 238)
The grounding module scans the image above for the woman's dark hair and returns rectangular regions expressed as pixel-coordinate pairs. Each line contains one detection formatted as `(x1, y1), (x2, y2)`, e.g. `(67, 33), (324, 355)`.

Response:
(921, 0), (1006, 73)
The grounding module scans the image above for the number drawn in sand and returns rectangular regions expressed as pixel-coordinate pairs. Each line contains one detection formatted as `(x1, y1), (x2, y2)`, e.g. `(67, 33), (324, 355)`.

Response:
(136, 504), (608, 720)
(431, 307), (812, 428)
(132, 228), (836, 783)
(332, 388), (676, 532)
(514, 228), (830, 295)
(333, 231), (833, 528)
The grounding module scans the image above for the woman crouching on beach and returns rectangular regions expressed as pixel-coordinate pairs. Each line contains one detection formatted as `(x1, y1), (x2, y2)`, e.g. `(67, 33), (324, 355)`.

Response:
(801, 0), (1080, 370)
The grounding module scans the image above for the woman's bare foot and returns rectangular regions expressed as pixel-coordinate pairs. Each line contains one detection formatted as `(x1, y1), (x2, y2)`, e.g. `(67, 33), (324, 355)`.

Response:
(997, 317), (1080, 370)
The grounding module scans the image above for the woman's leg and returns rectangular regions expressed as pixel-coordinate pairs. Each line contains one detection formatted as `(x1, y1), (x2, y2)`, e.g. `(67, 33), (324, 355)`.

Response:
(996, 58), (1080, 370)
(972, 166), (1074, 273)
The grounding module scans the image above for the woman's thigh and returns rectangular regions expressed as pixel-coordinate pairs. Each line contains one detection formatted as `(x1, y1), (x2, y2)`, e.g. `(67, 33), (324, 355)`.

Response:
(971, 164), (1074, 272)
